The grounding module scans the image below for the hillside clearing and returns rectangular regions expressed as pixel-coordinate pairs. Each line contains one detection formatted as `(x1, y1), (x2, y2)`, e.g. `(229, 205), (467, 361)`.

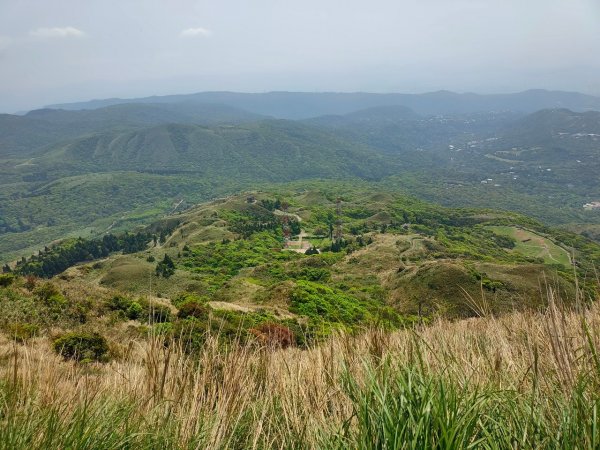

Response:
(487, 225), (571, 266)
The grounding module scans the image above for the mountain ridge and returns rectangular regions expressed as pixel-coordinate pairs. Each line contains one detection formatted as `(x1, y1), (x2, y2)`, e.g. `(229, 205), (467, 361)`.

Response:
(45, 89), (600, 119)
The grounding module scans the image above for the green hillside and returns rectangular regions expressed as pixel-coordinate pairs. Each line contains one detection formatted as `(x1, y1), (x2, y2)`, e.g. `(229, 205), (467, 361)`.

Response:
(0, 103), (264, 157)
(48, 120), (392, 178)
(2, 102), (599, 266)
(0, 120), (397, 260)
(10, 184), (599, 335)
(2, 183), (600, 449)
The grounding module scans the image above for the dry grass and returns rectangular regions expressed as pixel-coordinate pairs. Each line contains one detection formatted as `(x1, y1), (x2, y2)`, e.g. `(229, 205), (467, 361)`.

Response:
(1, 288), (600, 448)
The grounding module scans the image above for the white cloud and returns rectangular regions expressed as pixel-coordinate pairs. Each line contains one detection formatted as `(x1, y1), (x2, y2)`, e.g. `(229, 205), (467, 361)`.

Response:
(180, 27), (211, 38)
(29, 27), (85, 38)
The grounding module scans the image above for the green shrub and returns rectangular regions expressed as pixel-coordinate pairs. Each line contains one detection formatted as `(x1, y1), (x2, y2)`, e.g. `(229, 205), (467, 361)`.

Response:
(155, 254), (175, 278)
(294, 267), (330, 282)
(46, 293), (68, 308)
(172, 292), (208, 308)
(6, 322), (39, 343)
(0, 274), (15, 287)
(482, 278), (504, 292)
(172, 318), (207, 351)
(151, 322), (174, 337)
(177, 301), (209, 320)
(107, 295), (132, 312)
(53, 332), (109, 362)
(34, 282), (62, 303)
(106, 296), (170, 322)
(126, 302), (143, 320)
(290, 280), (371, 325)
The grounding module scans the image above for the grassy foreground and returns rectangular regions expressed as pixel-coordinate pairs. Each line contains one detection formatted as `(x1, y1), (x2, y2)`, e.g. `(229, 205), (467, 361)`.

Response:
(1, 289), (600, 449)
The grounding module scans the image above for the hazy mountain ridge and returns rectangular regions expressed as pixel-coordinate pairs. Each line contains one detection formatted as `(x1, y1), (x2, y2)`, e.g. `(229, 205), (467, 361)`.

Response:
(0, 103), (264, 158)
(37, 120), (395, 179)
(477, 109), (600, 169)
(500, 108), (600, 143)
(46, 89), (600, 119)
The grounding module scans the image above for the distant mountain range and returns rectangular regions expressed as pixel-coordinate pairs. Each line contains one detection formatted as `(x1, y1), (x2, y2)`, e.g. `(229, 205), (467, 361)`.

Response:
(1, 89), (600, 262)
(46, 89), (600, 119)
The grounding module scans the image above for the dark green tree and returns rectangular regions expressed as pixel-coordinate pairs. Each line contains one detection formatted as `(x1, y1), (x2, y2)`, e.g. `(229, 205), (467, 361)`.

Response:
(156, 254), (175, 278)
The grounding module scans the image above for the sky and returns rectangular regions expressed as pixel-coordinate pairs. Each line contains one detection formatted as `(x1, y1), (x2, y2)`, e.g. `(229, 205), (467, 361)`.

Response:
(0, 0), (599, 113)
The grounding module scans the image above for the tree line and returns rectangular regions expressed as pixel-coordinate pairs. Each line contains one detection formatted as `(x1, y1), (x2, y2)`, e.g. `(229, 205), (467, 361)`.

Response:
(6, 221), (180, 278)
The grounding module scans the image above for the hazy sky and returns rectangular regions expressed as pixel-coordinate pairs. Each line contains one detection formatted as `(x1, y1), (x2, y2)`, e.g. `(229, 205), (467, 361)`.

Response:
(1, 0), (599, 112)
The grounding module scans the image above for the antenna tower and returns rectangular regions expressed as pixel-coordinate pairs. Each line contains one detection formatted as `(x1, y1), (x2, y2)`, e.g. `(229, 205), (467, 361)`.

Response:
(281, 201), (291, 245)
(334, 197), (343, 243)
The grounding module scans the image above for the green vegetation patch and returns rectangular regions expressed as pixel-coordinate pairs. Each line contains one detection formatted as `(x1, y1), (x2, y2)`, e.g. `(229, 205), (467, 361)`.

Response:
(487, 226), (571, 267)
(290, 280), (373, 326)
(181, 231), (301, 292)
(288, 280), (407, 331)
(53, 332), (110, 362)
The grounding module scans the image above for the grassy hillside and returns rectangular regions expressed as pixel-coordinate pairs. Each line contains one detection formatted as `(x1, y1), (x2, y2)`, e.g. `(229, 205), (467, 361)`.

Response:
(1, 183), (600, 446)
(0, 172), (237, 261)
(486, 226), (571, 266)
(0, 283), (599, 448)
(46, 120), (392, 178)
(9, 184), (599, 330)
(2, 103), (599, 266)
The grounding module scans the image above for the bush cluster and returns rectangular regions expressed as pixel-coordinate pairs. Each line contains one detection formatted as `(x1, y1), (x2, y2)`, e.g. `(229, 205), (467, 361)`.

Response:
(106, 295), (171, 323)
(53, 332), (109, 362)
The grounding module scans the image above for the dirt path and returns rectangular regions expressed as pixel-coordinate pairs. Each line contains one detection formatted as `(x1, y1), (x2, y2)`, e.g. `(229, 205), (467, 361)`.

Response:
(168, 199), (184, 215)
(273, 210), (302, 223)
(103, 214), (127, 234)
(273, 210), (314, 253)
(208, 301), (296, 319)
(399, 235), (425, 261)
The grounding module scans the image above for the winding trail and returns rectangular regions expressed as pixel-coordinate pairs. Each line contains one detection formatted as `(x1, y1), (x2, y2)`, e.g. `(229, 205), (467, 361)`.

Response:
(273, 210), (313, 253)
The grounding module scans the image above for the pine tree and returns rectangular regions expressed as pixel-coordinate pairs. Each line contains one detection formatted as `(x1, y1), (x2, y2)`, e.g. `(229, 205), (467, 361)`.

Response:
(155, 254), (175, 278)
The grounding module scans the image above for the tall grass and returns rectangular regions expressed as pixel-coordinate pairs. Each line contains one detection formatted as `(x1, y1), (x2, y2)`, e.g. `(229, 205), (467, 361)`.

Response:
(1, 289), (600, 448)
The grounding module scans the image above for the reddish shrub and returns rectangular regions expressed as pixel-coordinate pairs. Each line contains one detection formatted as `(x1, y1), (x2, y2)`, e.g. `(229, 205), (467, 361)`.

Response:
(249, 323), (295, 349)
(24, 275), (37, 291)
